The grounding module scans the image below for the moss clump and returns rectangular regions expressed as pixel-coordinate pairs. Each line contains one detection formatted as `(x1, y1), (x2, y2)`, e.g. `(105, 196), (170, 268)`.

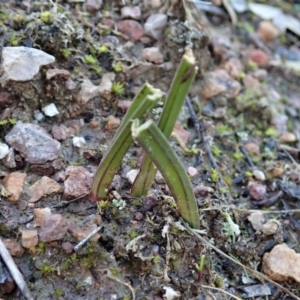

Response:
(40, 11), (54, 24)
(111, 82), (125, 96)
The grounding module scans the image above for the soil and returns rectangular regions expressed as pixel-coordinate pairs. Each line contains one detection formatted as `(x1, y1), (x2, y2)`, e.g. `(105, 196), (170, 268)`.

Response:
(1, 0), (300, 300)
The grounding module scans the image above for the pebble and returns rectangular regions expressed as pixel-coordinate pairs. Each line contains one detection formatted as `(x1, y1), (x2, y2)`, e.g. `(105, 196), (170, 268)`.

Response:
(0, 142), (9, 159)
(39, 214), (68, 242)
(52, 124), (70, 141)
(21, 230), (38, 249)
(279, 132), (296, 143)
(252, 69), (268, 81)
(121, 6), (141, 20)
(155, 171), (165, 184)
(243, 74), (260, 88)
(62, 242), (74, 254)
(144, 13), (168, 40)
(248, 182), (267, 200)
(143, 47), (164, 64)
(3, 239), (25, 257)
(253, 169), (266, 181)
(243, 142), (260, 155)
(222, 57), (243, 79)
(42, 103), (59, 117)
(117, 100), (132, 112)
(3, 147), (16, 169)
(126, 169), (139, 184)
(77, 79), (102, 106)
(247, 211), (265, 231)
(2, 172), (27, 203)
(46, 68), (70, 80)
(33, 208), (52, 227)
(249, 49), (269, 67)
(105, 115), (120, 132)
(201, 69), (241, 99)
(1, 46), (55, 83)
(68, 224), (100, 242)
(263, 243), (300, 283)
(29, 176), (63, 203)
(257, 21), (279, 43)
(98, 72), (115, 101)
(72, 136), (86, 148)
(83, 0), (103, 12)
(173, 122), (191, 145)
(63, 166), (93, 200)
(5, 121), (61, 164)
(270, 167), (284, 178)
(262, 219), (280, 235)
(187, 166), (198, 177)
(272, 114), (288, 135)
(117, 20), (144, 41)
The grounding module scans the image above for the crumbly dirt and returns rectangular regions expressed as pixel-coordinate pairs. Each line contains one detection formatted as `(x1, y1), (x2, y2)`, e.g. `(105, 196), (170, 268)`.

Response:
(1, 0), (300, 299)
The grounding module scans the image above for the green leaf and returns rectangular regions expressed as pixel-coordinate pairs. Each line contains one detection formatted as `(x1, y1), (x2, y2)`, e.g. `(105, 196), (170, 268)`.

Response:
(131, 119), (200, 229)
(131, 49), (198, 197)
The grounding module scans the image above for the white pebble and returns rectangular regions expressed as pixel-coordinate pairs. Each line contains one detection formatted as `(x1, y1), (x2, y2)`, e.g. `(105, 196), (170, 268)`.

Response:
(187, 166), (197, 177)
(0, 143), (9, 159)
(126, 169), (139, 184)
(72, 137), (86, 148)
(253, 169), (266, 181)
(42, 103), (59, 117)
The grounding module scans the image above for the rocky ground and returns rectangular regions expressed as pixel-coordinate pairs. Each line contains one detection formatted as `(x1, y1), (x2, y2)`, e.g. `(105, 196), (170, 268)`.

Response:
(1, 0), (300, 299)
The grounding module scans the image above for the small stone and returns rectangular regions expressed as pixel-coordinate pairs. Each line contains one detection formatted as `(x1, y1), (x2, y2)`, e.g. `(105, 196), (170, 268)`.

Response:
(279, 132), (296, 143)
(3, 147), (16, 169)
(63, 166), (93, 200)
(150, 0), (162, 8)
(126, 169), (139, 184)
(253, 69), (268, 81)
(222, 57), (243, 79)
(173, 122), (190, 145)
(121, 6), (141, 20)
(21, 230), (38, 249)
(243, 74), (260, 88)
(262, 244), (300, 283)
(257, 21), (279, 43)
(213, 107), (227, 118)
(83, 0), (103, 12)
(0, 142), (9, 159)
(262, 219), (280, 235)
(65, 78), (76, 90)
(117, 100), (132, 112)
(253, 169), (266, 181)
(143, 47), (164, 64)
(29, 176), (63, 203)
(39, 214), (68, 242)
(249, 49), (269, 67)
(98, 72), (115, 101)
(243, 142), (260, 155)
(248, 182), (267, 201)
(83, 149), (96, 159)
(89, 120), (99, 128)
(5, 121), (61, 164)
(62, 242), (74, 254)
(193, 184), (214, 195)
(46, 69), (70, 80)
(247, 211), (265, 231)
(3, 239), (25, 257)
(53, 170), (66, 182)
(2, 172), (27, 203)
(272, 114), (288, 136)
(51, 124), (69, 141)
(77, 79), (100, 106)
(72, 136), (86, 148)
(42, 103), (59, 117)
(144, 13), (167, 40)
(155, 171), (165, 184)
(106, 115), (120, 132)
(117, 20), (144, 41)
(33, 208), (52, 227)
(1, 47), (55, 83)
(135, 212), (144, 221)
(201, 69), (241, 99)
(270, 167), (284, 178)
(187, 166), (197, 177)
(68, 224), (100, 242)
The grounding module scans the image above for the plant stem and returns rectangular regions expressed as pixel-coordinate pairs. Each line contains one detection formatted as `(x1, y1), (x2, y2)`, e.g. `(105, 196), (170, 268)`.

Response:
(131, 119), (200, 229)
(131, 49), (198, 197)
(90, 84), (162, 201)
